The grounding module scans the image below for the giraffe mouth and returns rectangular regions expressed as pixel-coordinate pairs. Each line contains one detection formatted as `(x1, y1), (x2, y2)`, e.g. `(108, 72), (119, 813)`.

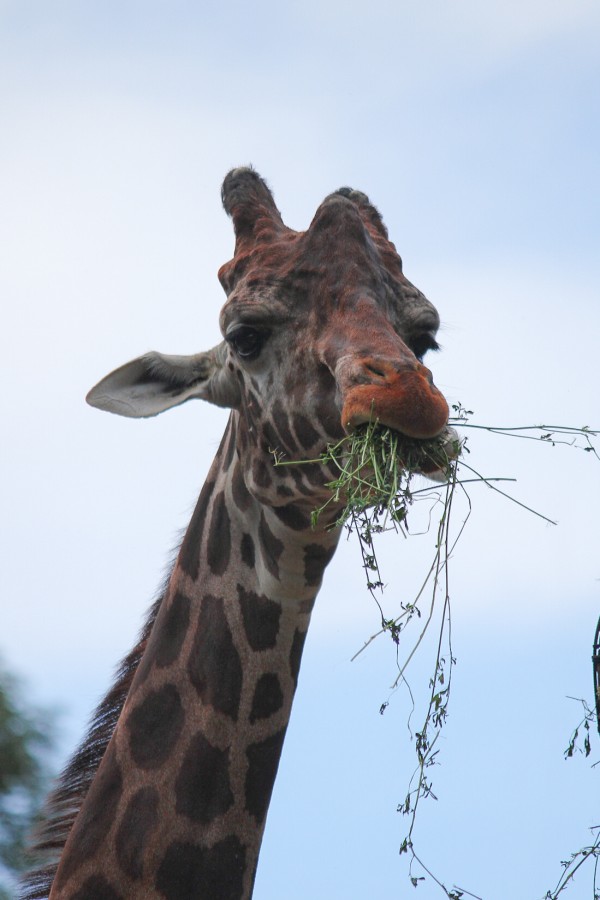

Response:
(341, 420), (461, 483)
(341, 368), (450, 440)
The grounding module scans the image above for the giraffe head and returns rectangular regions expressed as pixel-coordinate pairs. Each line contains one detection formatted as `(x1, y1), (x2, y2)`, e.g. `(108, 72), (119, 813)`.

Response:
(87, 168), (450, 507)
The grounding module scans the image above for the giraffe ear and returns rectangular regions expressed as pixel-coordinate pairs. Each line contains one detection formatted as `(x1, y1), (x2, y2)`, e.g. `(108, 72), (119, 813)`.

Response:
(86, 344), (240, 418)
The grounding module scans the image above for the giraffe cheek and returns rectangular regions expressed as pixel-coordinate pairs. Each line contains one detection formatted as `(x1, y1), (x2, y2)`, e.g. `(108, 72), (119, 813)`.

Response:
(341, 370), (449, 439)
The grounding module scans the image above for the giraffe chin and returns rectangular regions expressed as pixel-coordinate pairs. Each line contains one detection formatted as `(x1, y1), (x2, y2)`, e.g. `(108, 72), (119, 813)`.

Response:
(341, 371), (450, 440)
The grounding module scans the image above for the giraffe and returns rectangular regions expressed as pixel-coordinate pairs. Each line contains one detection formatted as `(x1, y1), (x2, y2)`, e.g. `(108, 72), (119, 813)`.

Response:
(21, 167), (451, 900)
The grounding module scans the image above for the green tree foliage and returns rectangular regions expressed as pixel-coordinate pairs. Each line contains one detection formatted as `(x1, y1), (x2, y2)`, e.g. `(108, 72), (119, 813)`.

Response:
(0, 661), (54, 899)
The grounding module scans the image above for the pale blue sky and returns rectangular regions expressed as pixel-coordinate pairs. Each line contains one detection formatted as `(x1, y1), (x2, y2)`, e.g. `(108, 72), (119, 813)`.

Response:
(1, 1), (599, 897)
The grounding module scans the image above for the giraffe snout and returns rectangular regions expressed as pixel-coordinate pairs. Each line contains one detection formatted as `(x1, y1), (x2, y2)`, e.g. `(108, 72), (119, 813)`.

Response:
(339, 357), (449, 439)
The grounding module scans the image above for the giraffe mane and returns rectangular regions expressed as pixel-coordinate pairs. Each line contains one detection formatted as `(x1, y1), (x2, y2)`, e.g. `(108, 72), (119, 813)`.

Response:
(18, 564), (174, 900)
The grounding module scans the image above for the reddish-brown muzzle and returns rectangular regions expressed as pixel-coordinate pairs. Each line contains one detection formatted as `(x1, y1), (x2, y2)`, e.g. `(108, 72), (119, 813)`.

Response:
(339, 358), (449, 439)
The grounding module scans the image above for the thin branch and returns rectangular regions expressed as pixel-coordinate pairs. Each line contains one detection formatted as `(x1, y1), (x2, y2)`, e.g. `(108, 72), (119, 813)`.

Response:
(544, 827), (600, 898)
(299, 413), (599, 899)
(457, 460), (557, 525)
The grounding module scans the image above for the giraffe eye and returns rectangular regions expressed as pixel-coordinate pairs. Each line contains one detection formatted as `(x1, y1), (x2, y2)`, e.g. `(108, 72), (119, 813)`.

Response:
(226, 325), (268, 361)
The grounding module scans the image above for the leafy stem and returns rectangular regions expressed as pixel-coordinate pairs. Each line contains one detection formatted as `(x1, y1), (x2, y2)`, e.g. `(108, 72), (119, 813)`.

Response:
(273, 406), (600, 897)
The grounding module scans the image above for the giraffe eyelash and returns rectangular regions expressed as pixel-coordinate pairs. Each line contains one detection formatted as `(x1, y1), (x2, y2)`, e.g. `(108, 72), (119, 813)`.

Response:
(411, 332), (440, 360)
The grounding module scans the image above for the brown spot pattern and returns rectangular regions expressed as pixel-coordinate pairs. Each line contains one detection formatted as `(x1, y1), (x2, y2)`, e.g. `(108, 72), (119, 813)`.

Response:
(187, 594), (243, 721)
(237, 584), (281, 651)
(245, 730), (286, 824)
(253, 458), (271, 489)
(290, 628), (307, 687)
(240, 532), (255, 568)
(276, 484), (294, 498)
(221, 420), (236, 470)
(231, 460), (251, 511)
(175, 731), (234, 824)
(155, 592), (190, 669)
(289, 468), (312, 495)
(315, 364), (345, 439)
(302, 461), (329, 486)
(270, 399), (297, 452)
(303, 543), (336, 586)
(127, 683), (184, 770)
(206, 492), (231, 576)
(273, 503), (312, 531)
(249, 673), (284, 723)
(258, 512), (284, 578)
(292, 412), (321, 449)
(179, 479), (214, 580)
(155, 837), (246, 900)
(261, 420), (282, 455)
(115, 786), (159, 880)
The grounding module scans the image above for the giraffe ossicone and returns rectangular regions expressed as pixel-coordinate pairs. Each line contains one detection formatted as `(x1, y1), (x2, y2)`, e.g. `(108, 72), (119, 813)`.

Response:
(22, 167), (451, 900)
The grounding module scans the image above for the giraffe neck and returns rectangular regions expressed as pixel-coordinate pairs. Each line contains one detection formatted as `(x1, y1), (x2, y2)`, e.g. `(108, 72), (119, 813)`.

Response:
(49, 416), (340, 900)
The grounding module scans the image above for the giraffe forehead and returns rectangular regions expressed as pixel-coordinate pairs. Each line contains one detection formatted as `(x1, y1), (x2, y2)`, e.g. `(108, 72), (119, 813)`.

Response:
(218, 199), (408, 316)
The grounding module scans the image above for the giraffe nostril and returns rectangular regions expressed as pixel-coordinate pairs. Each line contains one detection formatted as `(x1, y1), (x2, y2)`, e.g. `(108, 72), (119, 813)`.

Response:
(363, 362), (386, 379)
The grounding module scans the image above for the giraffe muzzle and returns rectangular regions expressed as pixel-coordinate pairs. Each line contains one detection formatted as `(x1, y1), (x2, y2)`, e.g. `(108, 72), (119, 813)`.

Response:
(340, 360), (449, 439)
